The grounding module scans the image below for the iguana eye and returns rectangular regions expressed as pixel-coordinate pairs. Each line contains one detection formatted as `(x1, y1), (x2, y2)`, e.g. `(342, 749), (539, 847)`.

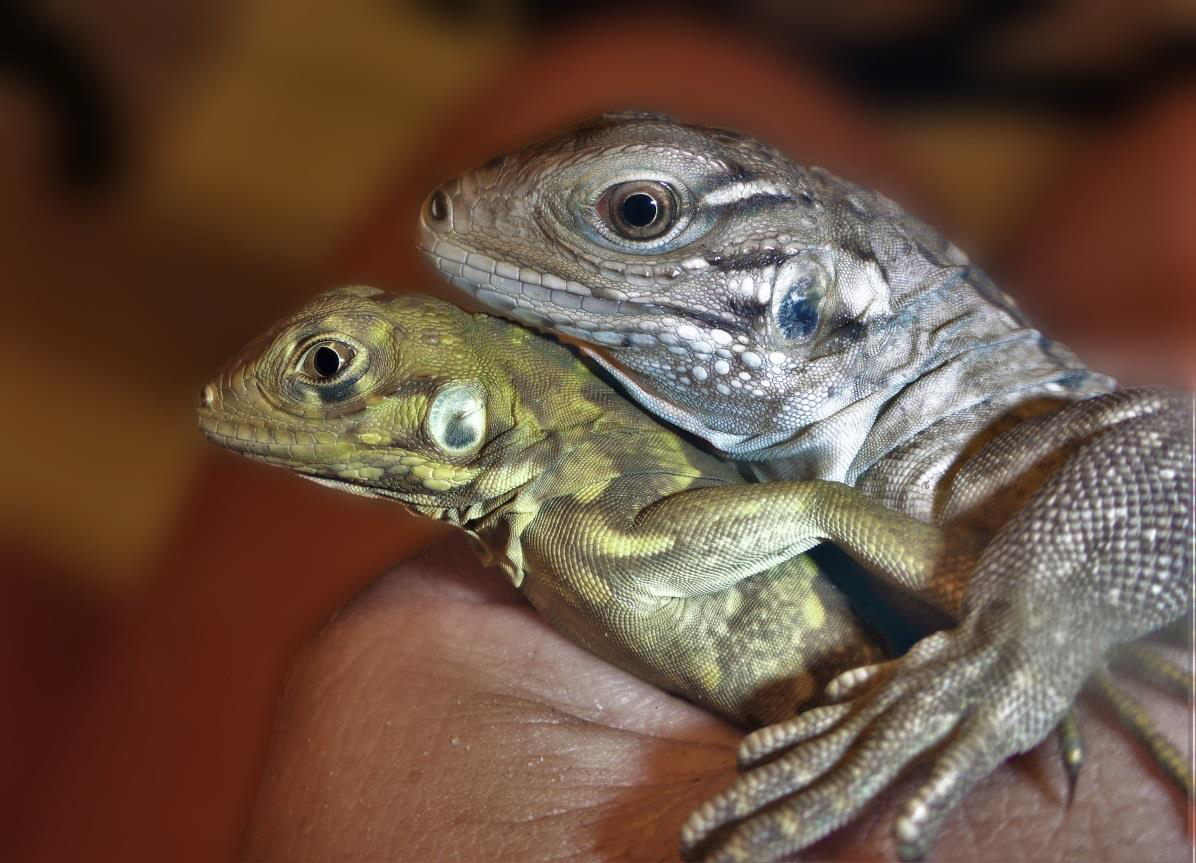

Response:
(300, 340), (356, 380)
(426, 382), (486, 455)
(601, 180), (677, 240)
(280, 326), (382, 414)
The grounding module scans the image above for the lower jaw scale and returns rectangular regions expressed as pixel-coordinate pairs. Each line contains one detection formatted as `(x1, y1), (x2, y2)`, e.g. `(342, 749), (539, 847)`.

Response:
(431, 251), (638, 336)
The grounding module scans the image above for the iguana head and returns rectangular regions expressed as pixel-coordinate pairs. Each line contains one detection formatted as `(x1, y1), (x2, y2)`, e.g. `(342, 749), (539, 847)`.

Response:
(417, 112), (977, 457)
(198, 286), (561, 515)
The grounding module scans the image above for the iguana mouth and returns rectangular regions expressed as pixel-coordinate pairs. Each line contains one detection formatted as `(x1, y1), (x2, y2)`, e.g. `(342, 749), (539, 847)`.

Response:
(419, 236), (632, 338)
(196, 409), (300, 461)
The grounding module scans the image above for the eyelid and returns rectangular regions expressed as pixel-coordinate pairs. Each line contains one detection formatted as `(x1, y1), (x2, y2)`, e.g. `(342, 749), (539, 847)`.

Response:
(294, 335), (356, 365)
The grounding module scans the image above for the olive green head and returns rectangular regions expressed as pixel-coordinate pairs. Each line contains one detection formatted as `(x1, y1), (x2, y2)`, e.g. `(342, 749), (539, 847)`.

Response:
(198, 286), (552, 512)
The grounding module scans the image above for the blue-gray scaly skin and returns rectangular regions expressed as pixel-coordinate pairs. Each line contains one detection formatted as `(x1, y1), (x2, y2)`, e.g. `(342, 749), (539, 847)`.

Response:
(417, 113), (1194, 861)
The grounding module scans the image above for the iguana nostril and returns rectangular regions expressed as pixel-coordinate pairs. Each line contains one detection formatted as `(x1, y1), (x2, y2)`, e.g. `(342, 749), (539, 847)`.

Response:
(426, 189), (451, 223)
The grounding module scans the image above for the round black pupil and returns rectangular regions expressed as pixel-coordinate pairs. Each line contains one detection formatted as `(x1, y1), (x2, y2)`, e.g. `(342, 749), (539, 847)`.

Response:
(429, 190), (447, 221)
(313, 345), (342, 378)
(620, 192), (658, 228)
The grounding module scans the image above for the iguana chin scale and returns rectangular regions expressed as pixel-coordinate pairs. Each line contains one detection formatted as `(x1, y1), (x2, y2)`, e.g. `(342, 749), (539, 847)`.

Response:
(416, 113), (1194, 861)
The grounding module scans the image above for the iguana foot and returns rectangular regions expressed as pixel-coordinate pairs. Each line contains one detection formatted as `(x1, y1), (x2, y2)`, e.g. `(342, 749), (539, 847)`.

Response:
(680, 622), (1083, 863)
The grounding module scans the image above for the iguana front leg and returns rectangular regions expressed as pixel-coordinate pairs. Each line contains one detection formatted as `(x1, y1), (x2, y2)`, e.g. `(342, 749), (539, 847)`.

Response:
(515, 470), (961, 725)
(682, 389), (1193, 862)
(622, 478), (968, 602)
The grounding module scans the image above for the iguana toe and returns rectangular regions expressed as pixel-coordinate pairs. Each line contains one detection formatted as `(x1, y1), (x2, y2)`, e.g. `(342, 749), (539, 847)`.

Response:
(1110, 642), (1192, 701)
(1088, 669), (1194, 797)
(686, 620), (1086, 861)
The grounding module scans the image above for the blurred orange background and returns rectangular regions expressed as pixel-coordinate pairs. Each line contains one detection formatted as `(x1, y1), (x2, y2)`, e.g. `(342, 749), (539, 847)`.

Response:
(1, 2), (1192, 861)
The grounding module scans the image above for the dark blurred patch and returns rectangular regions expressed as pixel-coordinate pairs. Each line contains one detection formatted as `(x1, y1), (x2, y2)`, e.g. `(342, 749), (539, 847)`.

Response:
(419, 0), (1194, 120)
(735, 0), (1194, 118)
(0, 4), (118, 190)
(809, 543), (953, 656)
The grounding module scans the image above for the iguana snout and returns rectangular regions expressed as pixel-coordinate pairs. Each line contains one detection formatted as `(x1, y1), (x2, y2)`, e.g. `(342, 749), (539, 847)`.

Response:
(198, 287), (515, 505)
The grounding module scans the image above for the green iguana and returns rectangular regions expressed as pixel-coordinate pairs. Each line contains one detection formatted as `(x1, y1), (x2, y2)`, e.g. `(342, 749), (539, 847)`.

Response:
(198, 286), (968, 729)
(416, 112), (1194, 861)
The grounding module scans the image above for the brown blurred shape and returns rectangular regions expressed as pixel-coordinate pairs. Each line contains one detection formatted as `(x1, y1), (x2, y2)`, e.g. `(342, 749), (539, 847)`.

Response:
(1, 2), (1192, 862)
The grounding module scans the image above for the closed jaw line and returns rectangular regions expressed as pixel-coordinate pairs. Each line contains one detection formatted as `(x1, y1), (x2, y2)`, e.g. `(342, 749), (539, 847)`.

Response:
(422, 239), (792, 395)
(423, 239), (635, 346)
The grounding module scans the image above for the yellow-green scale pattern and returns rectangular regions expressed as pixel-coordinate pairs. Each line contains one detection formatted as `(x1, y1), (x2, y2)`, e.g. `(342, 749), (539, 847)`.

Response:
(200, 286), (960, 725)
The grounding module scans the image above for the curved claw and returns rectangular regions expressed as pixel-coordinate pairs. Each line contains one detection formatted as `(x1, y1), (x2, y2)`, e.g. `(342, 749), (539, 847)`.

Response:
(1054, 708), (1084, 807)
(1087, 669), (1194, 797)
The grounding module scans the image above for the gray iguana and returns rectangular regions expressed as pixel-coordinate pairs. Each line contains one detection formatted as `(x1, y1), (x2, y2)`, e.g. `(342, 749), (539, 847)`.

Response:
(416, 112), (1194, 861)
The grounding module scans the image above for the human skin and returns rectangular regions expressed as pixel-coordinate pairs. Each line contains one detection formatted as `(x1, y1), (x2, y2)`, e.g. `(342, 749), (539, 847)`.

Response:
(239, 15), (1194, 862)
(239, 538), (1190, 862)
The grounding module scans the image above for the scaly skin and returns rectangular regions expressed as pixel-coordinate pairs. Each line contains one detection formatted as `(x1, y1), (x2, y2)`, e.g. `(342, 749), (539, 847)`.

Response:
(198, 286), (979, 730)
(417, 113), (1194, 860)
